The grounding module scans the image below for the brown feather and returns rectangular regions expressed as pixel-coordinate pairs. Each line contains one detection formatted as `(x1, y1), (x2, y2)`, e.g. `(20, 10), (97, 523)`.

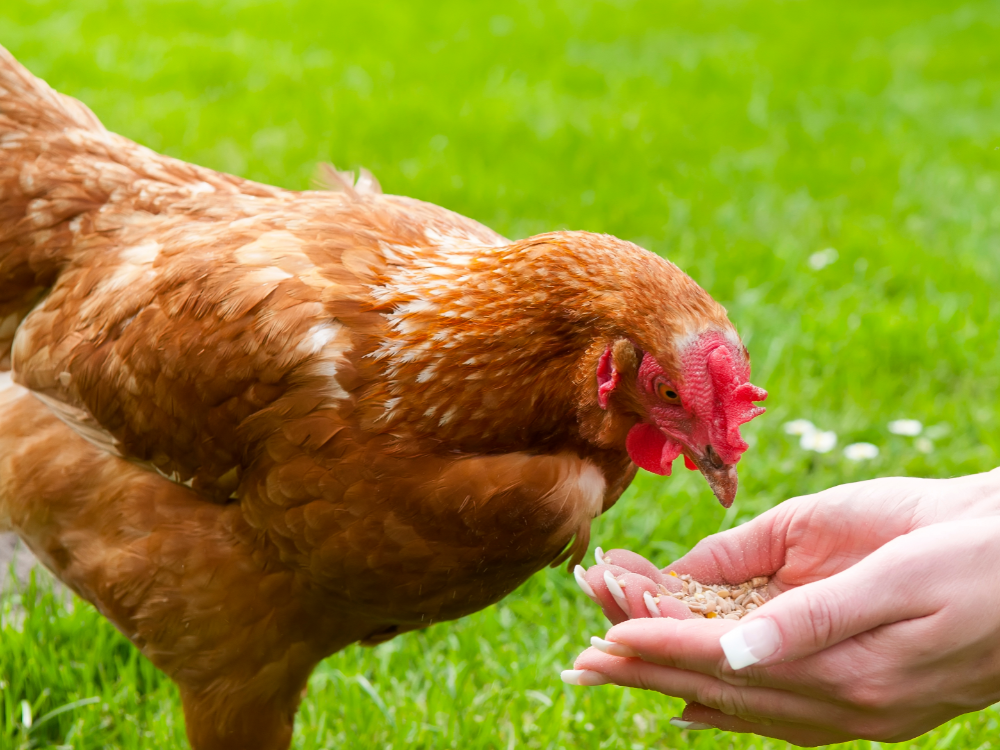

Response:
(0, 44), (746, 750)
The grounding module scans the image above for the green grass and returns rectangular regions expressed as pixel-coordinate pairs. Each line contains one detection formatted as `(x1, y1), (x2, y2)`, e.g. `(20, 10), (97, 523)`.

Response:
(3, 0), (1000, 747)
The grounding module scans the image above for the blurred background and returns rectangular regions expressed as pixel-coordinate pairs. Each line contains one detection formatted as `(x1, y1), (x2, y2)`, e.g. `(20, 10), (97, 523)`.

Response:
(3, 1), (1000, 747)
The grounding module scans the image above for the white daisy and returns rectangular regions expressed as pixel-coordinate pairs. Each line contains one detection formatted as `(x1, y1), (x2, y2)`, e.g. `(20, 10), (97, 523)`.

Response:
(784, 419), (817, 436)
(801, 430), (837, 453)
(888, 419), (923, 436)
(808, 248), (838, 270)
(843, 442), (879, 461)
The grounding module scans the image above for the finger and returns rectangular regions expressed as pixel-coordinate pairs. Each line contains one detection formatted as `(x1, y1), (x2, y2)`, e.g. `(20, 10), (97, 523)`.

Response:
(570, 648), (860, 735)
(664, 501), (794, 584)
(603, 615), (735, 673)
(717, 526), (947, 669)
(595, 548), (666, 584)
(583, 567), (670, 621)
(645, 587), (697, 620)
(599, 598), (921, 705)
(581, 563), (680, 622)
(581, 565), (639, 623)
(579, 564), (619, 622)
(584, 563), (681, 598)
(668, 480), (933, 586)
(679, 703), (856, 746)
(599, 613), (818, 698)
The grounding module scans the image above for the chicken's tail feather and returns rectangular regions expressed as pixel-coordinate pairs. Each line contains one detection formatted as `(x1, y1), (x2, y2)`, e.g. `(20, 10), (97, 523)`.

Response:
(0, 46), (286, 372)
(0, 44), (106, 136)
(0, 45), (115, 371)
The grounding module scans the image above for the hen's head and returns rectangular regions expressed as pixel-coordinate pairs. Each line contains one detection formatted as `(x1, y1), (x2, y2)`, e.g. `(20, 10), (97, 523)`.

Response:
(595, 330), (766, 507)
(364, 228), (765, 505)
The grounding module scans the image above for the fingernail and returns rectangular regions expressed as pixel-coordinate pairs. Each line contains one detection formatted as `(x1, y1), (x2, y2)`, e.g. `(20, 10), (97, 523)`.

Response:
(594, 546), (606, 566)
(720, 617), (781, 670)
(560, 669), (611, 686)
(603, 570), (631, 616)
(669, 718), (714, 730)
(574, 565), (598, 601)
(643, 590), (662, 618)
(590, 636), (639, 657)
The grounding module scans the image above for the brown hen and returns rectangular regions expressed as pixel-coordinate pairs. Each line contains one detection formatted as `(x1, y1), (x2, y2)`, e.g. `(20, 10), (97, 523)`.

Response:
(0, 46), (766, 749)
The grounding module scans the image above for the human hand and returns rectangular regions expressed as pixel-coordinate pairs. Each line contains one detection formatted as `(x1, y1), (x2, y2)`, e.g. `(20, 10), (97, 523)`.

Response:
(564, 470), (1000, 745)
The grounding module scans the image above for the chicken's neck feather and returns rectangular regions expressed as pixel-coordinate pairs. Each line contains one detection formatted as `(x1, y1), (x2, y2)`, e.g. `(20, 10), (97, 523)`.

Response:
(358, 230), (729, 458)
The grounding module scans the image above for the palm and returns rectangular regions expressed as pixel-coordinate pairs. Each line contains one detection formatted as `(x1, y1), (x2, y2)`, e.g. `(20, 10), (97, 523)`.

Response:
(570, 473), (1000, 746)
(764, 486), (922, 592)
(583, 480), (931, 623)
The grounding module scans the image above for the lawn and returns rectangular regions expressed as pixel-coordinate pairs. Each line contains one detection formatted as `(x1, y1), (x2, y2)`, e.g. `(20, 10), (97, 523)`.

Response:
(3, 0), (1000, 747)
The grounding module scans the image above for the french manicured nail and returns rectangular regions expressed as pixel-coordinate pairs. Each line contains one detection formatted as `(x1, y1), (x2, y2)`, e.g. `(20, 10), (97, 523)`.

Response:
(669, 718), (714, 730)
(643, 590), (662, 618)
(720, 617), (781, 670)
(603, 570), (631, 616)
(594, 546), (606, 565)
(560, 669), (611, 686)
(590, 636), (639, 657)
(574, 565), (598, 600)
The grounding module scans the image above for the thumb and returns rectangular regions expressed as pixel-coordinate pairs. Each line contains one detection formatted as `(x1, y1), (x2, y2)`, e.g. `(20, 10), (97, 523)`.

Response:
(666, 501), (794, 584)
(720, 526), (942, 670)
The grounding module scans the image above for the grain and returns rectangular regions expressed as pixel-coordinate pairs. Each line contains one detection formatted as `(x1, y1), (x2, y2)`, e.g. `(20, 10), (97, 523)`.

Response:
(651, 573), (771, 620)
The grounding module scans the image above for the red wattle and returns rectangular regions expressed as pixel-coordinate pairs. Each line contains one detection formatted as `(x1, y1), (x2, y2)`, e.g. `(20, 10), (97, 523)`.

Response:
(626, 423), (682, 476)
(684, 454), (697, 471)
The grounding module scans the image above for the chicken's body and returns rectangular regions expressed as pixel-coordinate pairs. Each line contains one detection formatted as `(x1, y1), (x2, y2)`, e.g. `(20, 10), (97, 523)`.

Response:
(0, 47), (765, 749)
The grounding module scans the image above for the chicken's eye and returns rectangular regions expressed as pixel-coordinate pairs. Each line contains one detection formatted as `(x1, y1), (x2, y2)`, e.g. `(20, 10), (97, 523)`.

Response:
(656, 381), (681, 404)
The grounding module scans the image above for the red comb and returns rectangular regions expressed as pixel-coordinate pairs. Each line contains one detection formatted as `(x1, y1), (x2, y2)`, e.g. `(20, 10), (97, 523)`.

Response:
(705, 344), (768, 463)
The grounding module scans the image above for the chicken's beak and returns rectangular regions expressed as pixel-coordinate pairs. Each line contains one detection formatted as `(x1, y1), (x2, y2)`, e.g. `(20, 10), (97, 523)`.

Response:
(702, 463), (738, 507)
(688, 446), (739, 508)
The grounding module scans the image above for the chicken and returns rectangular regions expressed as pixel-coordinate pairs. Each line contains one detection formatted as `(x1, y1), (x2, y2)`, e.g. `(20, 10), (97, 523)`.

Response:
(0, 45), (767, 749)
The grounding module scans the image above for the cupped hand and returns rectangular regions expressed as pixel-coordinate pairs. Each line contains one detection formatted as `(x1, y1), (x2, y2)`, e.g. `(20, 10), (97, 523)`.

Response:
(564, 470), (1000, 745)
